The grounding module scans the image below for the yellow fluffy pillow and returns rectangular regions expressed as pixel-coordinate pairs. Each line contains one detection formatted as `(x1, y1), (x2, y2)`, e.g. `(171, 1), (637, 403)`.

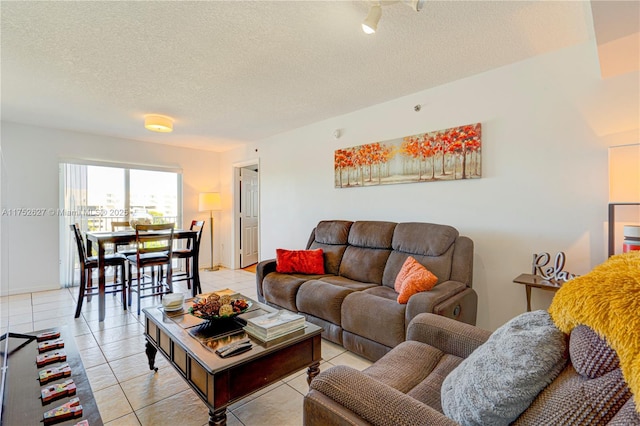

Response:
(394, 256), (438, 304)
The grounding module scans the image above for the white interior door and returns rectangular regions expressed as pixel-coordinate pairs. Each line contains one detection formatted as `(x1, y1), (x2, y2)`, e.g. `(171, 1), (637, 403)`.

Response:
(239, 167), (259, 268)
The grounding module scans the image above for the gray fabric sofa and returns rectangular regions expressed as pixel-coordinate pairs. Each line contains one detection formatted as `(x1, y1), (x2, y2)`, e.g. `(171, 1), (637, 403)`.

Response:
(303, 313), (640, 426)
(256, 220), (477, 361)
(304, 251), (640, 426)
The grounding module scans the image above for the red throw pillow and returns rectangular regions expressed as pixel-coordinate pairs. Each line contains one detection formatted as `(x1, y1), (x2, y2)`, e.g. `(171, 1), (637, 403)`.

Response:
(394, 256), (438, 304)
(276, 248), (325, 274)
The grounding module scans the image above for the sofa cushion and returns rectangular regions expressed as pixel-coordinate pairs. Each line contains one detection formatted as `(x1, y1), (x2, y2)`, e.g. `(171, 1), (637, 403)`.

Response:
(441, 310), (568, 426)
(362, 285), (397, 301)
(340, 246), (392, 284)
(347, 221), (396, 248)
(513, 366), (632, 425)
(314, 220), (352, 245)
(308, 221), (352, 275)
(262, 274), (309, 312)
(394, 256), (438, 304)
(309, 365), (460, 426)
(407, 354), (463, 413)
(318, 275), (378, 291)
(608, 397), (640, 425)
(307, 243), (346, 276)
(337, 221), (396, 284)
(363, 340), (464, 413)
(276, 248), (325, 274)
(341, 292), (406, 349)
(297, 280), (354, 325)
(392, 222), (458, 257)
(570, 325), (620, 379)
(364, 341), (446, 394)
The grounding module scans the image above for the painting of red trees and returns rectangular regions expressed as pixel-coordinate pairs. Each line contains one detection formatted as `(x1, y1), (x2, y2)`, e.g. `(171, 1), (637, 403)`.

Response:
(335, 123), (481, 188)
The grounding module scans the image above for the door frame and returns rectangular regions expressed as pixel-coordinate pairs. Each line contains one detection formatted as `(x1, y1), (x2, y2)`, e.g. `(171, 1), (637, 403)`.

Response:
(232, 159), (260, 270)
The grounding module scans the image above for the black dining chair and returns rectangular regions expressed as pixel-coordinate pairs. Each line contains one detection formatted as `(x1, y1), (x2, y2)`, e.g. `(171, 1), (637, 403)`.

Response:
(111, 221), (137, 255)
(172, 220), (205, 294)
(70, 224), (127, 318)
(127, 223), (175, 315)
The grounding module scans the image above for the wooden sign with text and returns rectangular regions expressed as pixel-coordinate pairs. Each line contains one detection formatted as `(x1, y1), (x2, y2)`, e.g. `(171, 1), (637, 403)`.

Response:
(532, 252), (578, 283)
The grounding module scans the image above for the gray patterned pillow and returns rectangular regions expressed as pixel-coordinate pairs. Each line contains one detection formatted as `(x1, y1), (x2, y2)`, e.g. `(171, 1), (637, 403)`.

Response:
(441, 310), (567, 426)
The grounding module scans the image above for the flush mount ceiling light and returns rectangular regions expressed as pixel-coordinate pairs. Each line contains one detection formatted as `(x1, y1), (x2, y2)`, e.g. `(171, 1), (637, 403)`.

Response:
(362, 0), (425, 34)
(144, 114), (174, 133)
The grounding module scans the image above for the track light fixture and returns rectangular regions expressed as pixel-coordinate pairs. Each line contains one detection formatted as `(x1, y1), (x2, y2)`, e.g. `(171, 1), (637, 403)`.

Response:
(362, 0), (425, 34)
(362, 4), (382, 34)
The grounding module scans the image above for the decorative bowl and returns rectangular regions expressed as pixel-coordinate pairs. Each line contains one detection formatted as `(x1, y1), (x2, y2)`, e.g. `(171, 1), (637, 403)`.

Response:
(162, 293), (184, 311)
(188, 293), (251, 321)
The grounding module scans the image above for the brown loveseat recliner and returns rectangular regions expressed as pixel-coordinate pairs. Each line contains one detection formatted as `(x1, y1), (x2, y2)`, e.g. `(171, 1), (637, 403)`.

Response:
(304, 252), (640, 426)
(256, 220), (476, 361)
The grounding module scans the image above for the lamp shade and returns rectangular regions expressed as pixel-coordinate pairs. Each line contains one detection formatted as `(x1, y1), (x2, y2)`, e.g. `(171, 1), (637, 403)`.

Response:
(199, 192), (222, 212)
(609, 143), (640, 203)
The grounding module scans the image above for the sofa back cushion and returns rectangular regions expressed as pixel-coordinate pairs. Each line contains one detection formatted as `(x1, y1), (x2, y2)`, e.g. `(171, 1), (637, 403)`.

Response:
(308, 220), (353, 275)
(382, 222), (459, 288)
(339, 221), (396, 284)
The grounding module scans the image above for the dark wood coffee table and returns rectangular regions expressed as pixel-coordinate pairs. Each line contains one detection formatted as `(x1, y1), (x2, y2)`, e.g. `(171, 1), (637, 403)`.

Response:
(142, 298), (322, 426)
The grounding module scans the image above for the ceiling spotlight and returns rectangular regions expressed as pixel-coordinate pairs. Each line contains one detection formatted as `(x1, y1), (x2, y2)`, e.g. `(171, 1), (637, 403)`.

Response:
(362, 1), (423, 34)
(404, 0), (425, 12)
(144, 114), (174, 133)
(362, 5), (382, 34)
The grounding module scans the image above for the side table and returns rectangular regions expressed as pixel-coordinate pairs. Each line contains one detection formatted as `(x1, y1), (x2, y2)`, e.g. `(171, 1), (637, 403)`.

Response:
(513, 273), (562, 311)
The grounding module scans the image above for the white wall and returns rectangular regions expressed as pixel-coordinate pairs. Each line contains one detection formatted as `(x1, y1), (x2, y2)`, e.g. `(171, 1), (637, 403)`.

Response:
(221, 41), (640, 331)
(0, 123), (220, 295)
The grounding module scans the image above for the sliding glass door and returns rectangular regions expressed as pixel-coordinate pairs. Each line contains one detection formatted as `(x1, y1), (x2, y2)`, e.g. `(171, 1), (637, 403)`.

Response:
(60, 162), (182, 287)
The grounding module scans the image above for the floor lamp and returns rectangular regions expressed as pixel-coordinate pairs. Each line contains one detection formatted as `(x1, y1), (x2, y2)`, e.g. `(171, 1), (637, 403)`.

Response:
(199, 192), (222, 271)
(608, 144), (640, 257)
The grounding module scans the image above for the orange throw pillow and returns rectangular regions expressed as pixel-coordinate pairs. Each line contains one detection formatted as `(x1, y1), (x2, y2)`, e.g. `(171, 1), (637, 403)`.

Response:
(276, 248), (325, 274)
(394, 256), (438, 304)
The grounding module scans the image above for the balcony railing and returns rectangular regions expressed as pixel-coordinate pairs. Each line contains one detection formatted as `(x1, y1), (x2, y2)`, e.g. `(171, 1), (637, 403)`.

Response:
(83, 216), (179, 232)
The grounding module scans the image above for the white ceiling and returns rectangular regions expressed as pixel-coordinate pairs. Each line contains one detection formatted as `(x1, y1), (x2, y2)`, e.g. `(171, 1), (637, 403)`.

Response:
(1, 1), (597, 152)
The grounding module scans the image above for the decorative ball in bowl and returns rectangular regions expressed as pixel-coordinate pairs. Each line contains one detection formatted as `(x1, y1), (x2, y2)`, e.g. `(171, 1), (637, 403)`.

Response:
(189, 293), (251, 321)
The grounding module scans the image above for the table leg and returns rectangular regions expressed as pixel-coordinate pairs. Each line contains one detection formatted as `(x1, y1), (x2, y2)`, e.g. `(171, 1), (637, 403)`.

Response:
(525, 285), (532, 312)
(307, 362), (320, 385)
(145, 340), (158, 372)
(209, 408), (226, 426)
(193, 235), (201, 296)
(97, 242), (106, 322)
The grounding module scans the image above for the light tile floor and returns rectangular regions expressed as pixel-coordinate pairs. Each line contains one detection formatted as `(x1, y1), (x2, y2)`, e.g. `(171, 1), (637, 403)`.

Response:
(0, 268), (372, 426)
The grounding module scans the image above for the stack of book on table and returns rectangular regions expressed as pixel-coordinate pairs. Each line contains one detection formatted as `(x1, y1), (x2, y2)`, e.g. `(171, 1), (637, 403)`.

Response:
(243, 310), (305, 341)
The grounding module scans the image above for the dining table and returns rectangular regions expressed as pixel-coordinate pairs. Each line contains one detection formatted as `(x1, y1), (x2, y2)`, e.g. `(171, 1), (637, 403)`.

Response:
(86, 228), (201, 322)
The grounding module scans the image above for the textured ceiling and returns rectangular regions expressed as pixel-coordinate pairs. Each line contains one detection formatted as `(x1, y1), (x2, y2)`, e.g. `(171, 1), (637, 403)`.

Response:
(1, 1), (593, 152)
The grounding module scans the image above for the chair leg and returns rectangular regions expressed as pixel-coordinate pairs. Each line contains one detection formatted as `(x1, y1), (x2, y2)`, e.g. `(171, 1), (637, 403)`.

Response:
(128, 264), (133, 307)
(137, 265), (142, 316)
(121, 264), (127, 310)
(111, 265), (117, 297)
(186, 258), (192, 290)
(75, 266), (87, 318)
(86, 271), (93, 303)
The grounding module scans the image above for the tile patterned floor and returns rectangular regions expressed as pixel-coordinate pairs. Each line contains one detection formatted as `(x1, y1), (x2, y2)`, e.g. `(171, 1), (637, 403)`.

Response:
(0, 269), (372, 426)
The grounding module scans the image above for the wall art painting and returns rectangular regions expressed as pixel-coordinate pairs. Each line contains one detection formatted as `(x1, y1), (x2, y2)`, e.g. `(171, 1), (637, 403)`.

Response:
(334, 123), (481, 188)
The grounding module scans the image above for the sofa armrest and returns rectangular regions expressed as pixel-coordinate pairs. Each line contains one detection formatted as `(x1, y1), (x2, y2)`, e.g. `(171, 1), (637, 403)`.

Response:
(406, 313), (491, 358)
(256, 258), (277, 302)
(307, 365), (459, 426)
(405, 280), (466, 323)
